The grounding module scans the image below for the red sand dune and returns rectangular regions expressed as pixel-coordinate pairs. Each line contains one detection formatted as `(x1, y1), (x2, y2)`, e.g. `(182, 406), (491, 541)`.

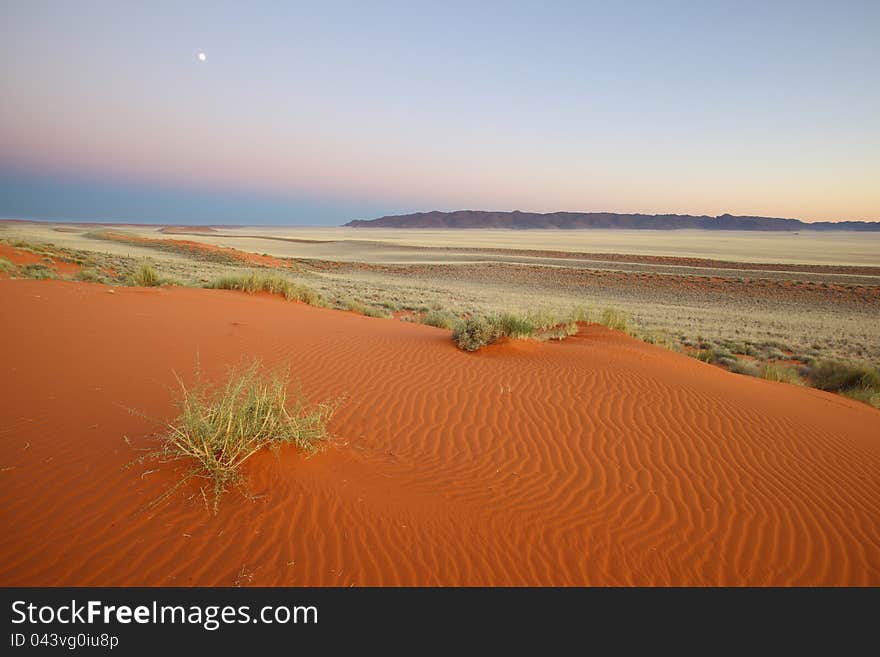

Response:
(0, 279), (878, 586)
(0, 244), (80, 277)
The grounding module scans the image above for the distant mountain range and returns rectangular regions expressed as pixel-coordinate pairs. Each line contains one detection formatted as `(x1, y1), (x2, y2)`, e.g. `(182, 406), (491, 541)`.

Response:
(345, 211), (880, 231)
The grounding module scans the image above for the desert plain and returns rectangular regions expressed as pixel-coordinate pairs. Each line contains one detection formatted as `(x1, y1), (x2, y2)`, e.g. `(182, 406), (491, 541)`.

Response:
(1, 220), (879, 586)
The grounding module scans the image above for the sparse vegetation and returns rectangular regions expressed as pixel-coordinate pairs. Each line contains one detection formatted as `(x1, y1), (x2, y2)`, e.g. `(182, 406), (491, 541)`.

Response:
(421, 309), (457, 329)
(3, 227), (877, 409)
(145, 360), (336, 512)
(0, 257), (16, 273)
(20, 263), (57, 280)
(206, 272), (322, 305)
(74, 268), (106, 283)
(342, 298), (391, 318)
(85, 230), (244, 265)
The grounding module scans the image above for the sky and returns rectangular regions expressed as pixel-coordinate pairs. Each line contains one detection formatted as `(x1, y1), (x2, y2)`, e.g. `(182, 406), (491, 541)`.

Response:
(1, 0), (878, 225)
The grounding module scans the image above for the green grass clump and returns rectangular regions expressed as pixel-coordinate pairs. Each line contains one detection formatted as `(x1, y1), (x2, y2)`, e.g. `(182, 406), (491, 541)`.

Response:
(0, 257), (16, 273)
(421, 310), (457, 329)
(129, 263), (160, 287)
(760, 363), (803, 385)
(600, 308), (629, 331)
(498, 313), (537, 339)
(452, 316), (503, 351)
(148, 360), (336, 512)
(206, 272), (322, 305)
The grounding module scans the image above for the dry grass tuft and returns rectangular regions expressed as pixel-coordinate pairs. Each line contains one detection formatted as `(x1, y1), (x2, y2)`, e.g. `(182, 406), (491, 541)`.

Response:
(146, 360), (336, 512)
(206, 272), (322, 305)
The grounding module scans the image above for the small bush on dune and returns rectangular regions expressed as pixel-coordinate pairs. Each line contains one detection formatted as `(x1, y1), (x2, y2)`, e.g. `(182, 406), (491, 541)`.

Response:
(600, 308), (628, 331)
(129, 263), (160, 287)
(808, 360), (880, 408)
(146, 360), (336, 512)
(811, 360), (880, 392)
(694, 348), (718, 363)
(0, 257), (16, 273)
(206, 272), (322, 305)
(452, 309), (583, 351)
(452, 316), (503, 351)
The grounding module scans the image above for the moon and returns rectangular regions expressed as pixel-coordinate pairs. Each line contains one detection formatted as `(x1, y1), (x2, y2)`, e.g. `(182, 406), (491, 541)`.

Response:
(197, 52), (206, 62)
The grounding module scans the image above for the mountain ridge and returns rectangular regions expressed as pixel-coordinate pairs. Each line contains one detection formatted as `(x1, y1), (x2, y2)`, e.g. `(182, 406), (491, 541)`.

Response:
(345, 211), (880, 231)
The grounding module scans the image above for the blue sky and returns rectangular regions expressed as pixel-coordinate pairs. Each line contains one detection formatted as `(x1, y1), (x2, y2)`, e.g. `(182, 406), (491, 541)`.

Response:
(1, 1), (878, 224)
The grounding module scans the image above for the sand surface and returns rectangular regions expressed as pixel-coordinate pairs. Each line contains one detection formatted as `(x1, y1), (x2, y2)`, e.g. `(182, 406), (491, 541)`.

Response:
(1, 279), (878, 585)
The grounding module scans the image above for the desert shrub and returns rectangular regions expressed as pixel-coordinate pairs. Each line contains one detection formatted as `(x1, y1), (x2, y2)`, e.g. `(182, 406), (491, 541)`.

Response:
(694, 348), (723, 364)
(452, 310), (582, 351)
(452, 316), (503, 351)
(20, 263), (56, 280)
(146, 360), (336, 512)
(206, 272), (322, 305)
(600, 308), (628, 331)
(760, 363), (803, 385)
(421, 310), (457, 329)
(0, 257), (16, 273)
(129, 263), (160, 287)
(811, 360), (880, 392)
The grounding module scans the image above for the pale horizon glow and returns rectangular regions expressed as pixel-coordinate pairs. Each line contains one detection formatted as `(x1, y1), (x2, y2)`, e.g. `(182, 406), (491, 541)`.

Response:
(1, 1), (878, 225)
